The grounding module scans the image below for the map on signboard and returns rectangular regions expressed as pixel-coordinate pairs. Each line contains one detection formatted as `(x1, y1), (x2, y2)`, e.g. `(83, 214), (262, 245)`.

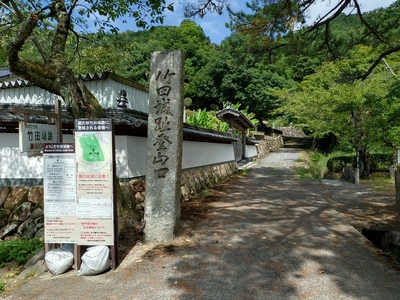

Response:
(80, 134), (104, 162)
(76, 132), (112, 172)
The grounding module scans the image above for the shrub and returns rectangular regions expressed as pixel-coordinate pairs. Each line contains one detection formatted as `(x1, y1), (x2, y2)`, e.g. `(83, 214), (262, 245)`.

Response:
(310, 152), (324, 162)
(327, 155), (355, 173)
(326, 152), (393, 173)
(369, 153), (393, 172)
(296, 150), (329, 179)
(0, 238), (44, 265)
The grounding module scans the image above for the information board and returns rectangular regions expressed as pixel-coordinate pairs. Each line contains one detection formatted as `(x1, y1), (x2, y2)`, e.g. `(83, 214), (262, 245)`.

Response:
(74, 119), (115, 246)
(20, 122), (58, 153)
(43, 143), (78, 243)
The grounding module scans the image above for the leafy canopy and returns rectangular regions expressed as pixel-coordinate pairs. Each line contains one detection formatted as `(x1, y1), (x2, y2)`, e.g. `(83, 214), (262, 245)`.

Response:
(276, 45), (400, 151)
(0, 0), (174, 35)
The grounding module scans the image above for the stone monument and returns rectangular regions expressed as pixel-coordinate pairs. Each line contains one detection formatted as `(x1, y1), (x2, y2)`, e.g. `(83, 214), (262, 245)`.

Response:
(144, 50), (184, 242)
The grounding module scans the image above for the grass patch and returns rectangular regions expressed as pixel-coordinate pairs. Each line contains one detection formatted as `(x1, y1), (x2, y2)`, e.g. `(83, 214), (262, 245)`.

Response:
(295, 150), (329, 179)
(360, 172), (395, 191)
(295, 166), (314, 179)
(0, 238), (43, 297)
(296, 150), (395, 194)
(239, 168), (250, 176)
(201, 189), (210, 197)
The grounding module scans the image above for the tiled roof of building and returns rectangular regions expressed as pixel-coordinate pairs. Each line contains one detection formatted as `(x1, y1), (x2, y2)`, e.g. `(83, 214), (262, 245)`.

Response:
(0, 104), (238, 144)
(216, 107), (255, 130)
(0, 68), (13, 79)
(0, 71), (148, 92)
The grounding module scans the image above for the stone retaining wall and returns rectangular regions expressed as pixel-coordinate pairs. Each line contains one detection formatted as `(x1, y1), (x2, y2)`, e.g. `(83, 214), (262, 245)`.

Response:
(277, 126), (307, 137)
(0, 186), (44, 241)
(255, 135), (284, 158)
(343, 166), (356, 184)
(0, 163), (238, 241)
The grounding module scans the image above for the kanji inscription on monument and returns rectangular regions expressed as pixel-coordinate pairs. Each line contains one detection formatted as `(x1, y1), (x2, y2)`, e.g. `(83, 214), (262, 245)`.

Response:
(144, 50), (184, 242)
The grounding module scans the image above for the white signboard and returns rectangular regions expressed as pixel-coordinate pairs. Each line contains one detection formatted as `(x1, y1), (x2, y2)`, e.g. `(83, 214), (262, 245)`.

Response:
(75, 119), (115, 246)
(43, 143), (78, 243)
(19, 122), (57, 153)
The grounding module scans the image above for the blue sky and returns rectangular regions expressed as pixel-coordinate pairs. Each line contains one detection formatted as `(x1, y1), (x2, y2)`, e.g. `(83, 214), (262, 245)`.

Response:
(110, 1), (397, 44)
(156, 0), (397, 44)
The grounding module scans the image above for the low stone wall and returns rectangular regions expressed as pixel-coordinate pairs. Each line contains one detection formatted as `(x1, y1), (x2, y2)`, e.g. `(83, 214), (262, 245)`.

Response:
(0, 162), (238, 241)
(277, 126), (307, 137)
(0, 186), (44, 241)
(255, 135), (284, 158)
(343, 166), (356, 184)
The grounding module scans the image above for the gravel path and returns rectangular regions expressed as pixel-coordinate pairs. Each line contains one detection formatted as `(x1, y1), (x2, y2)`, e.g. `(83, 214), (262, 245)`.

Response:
(7, 148), (400, 300)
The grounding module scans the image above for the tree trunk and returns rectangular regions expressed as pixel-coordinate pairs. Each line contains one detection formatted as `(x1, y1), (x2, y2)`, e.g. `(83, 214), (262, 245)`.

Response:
(58, 68), (104, 119)
(358, 147), (370, 179)
(396, 169), (400, 205)
(7, 12), (104, 120)
(355, 148), (360, 185)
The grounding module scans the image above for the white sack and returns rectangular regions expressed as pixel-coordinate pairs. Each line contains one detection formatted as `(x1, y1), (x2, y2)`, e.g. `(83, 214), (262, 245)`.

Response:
(45, 248), (74, 275)
(78, 245), (111, 276)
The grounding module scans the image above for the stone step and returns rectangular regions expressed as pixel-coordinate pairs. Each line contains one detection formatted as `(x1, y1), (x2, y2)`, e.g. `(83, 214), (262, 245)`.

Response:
(283, 136), (313, 149)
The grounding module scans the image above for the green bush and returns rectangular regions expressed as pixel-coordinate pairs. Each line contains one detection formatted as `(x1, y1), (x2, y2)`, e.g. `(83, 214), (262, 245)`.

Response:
(326, 153), (393, 173)
(0, 238), (44, 265)
(299, 150), (393, 179)
(308, 153), (329, 179)
(369, 153), (393, 172)
(310, 152), (324, 162)
(327, 155), (355, 173)
(185, 103), (258, 133)
(186, 108), (229, 132)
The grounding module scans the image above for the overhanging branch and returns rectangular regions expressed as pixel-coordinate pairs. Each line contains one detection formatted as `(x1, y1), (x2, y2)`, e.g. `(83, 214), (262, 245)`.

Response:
(359, 45), (400, 80)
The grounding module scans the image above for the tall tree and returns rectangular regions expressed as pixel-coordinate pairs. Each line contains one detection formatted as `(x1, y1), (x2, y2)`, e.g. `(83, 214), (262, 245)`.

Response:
(276, 45), (400, 177)
(227, 0), (400, 80)
(0, 0), (173, 119)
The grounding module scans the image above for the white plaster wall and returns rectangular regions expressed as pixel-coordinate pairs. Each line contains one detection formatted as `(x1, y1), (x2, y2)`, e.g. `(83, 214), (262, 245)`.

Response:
(88, 79), (149, 112)
(0, 133), (41, 179)
(117, 136), (148, 178)
(0, 133), (74, 179)
(115, 137), (235, 178)
(182, 140), (235, 169)
(0, 86), (55, 105)
(0, 133), (235, 181)
(246, 145), (258, 159)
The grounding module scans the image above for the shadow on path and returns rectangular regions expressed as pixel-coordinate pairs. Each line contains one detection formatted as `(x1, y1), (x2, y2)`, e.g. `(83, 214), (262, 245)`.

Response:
(7, 149), (400, 300)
